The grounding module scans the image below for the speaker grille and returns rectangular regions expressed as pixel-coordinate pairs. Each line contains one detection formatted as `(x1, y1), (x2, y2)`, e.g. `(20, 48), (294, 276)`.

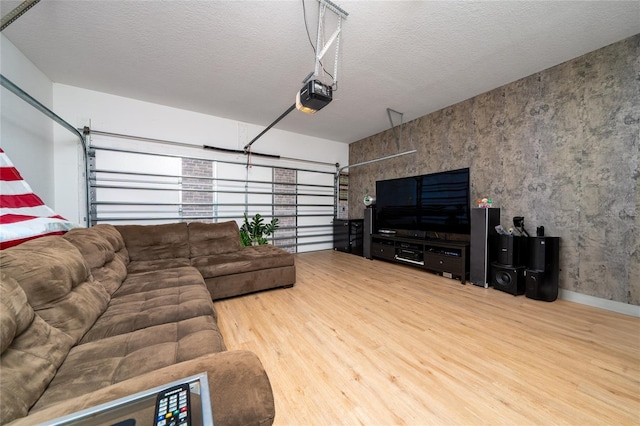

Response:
(491, 263), (525, 296)
(495, 271), (512, 287)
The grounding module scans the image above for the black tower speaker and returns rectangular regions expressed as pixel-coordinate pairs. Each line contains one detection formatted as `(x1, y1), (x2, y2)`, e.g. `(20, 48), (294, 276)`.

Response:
(528, 236), (559, 271)
(470, 208), (500, 287)
(491, 263), (526, 295)
(496, 235), (528, 267)
(525, 237), (560, 301)
(363, 206), (375, 259)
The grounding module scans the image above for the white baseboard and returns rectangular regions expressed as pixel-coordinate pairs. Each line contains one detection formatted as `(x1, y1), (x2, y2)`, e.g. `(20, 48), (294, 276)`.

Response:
(559, 289), (640, 317)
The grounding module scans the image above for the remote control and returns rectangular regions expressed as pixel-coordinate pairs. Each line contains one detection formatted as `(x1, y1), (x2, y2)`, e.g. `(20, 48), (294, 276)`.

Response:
(154, 383), (191, 426)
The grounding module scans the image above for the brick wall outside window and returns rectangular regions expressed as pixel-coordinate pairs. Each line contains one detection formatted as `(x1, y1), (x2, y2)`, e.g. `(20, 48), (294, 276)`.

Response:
(182, 158), (213, 223)
(273, 168), (296, 253)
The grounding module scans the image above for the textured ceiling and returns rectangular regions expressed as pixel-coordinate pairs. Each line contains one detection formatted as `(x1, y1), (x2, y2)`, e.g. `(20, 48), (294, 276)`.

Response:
(2, 1), (639, 144)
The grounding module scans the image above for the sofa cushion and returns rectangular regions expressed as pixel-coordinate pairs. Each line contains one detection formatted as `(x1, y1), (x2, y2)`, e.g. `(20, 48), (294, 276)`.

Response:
(87, 250), (129, 296)
(126, 258), (192, 274)
(91, 223), (127, 253)
(116, 222), (190, 262)
(113, 266), (207, 297)
(188, 221), (241, 257)
(31, 315), (226, 412)
(0, 274), (33, 354)
(80, 283), (217, 344)
(0, 237), (110, 343)
(63, 227), (115, 270)
(63, 225), (128, 296)
(204, 265), (296, 301)
(192, 244), (295, 279)
(0, 274), (76, 424)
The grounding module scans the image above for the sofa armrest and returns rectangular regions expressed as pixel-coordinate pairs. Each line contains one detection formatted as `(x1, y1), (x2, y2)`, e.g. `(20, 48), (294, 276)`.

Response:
(8, 351), (274, 426)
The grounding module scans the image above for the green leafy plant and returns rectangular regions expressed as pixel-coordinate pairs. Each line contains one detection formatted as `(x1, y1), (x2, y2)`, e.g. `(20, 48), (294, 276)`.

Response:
(240, 213), (279, 246)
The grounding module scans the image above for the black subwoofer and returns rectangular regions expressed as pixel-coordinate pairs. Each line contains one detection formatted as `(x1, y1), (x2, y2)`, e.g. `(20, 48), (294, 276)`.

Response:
(491, 263), (526, 296)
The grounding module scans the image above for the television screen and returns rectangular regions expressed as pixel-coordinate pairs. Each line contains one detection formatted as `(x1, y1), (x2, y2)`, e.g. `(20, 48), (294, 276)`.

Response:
(376, 168), (470, 235)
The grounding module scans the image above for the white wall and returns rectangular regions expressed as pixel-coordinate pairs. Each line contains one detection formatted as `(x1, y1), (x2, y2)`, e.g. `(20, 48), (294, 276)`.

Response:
(0, 34), (55, 206)
(53, 84), (349, 223)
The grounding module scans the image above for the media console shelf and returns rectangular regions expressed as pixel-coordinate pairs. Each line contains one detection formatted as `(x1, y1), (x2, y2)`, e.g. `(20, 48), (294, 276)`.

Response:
(371, 234), (470, 283)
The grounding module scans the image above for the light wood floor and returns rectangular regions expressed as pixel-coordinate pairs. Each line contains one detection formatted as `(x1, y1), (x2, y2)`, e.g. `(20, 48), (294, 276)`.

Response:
(215, 250), (640, 425)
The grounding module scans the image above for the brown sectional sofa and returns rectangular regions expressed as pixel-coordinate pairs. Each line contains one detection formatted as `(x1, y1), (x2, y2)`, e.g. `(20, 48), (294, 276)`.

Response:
(0, 220), (295, 425)
(119, 221), (296, 301)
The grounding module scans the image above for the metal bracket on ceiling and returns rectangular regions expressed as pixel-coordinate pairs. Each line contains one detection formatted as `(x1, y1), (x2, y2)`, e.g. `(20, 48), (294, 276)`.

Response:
(387, 108), (404, 151)
(0, 0), (40, 32)
(308, 0), (348, 88)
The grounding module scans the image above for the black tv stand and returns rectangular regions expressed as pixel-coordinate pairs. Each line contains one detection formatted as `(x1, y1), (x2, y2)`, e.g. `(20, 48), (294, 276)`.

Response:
(371, 234), (470, 283)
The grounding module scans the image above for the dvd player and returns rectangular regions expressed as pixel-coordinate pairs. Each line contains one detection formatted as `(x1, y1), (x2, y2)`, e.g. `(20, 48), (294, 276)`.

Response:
(396, 248), (423, 262)
(425, 246), (461, 257)
(378, 229), (396, 235)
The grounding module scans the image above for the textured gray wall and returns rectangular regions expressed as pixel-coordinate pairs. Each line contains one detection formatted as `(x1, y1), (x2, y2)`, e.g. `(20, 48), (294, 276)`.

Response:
(349, 34), (639, 305)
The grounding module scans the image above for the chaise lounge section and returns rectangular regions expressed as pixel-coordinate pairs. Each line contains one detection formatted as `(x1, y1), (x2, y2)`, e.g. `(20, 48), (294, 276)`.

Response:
(117, 220), (296, 300)
(0, 220), (294, 425)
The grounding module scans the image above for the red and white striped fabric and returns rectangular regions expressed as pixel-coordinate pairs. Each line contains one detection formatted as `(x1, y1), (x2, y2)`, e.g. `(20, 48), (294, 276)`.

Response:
(0, 148), (77, 249)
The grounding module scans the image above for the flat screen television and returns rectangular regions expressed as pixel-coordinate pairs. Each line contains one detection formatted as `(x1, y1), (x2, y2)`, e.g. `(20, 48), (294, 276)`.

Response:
(375, 167), (471, 235)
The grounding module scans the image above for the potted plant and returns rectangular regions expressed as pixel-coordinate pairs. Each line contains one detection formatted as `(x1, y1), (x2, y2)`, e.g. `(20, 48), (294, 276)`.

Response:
(240, 213), (279, 246)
